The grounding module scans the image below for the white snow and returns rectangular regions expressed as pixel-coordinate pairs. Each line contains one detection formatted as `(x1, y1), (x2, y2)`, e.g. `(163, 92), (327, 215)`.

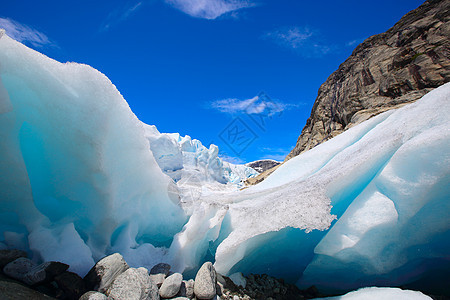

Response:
(315, 287), (432, 300)
(0, 31), (449, 294)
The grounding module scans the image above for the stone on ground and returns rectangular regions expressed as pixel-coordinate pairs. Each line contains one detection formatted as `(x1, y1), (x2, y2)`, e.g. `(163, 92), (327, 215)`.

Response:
(107, 267), (159, 300)
(159, 272), (182, 298)
(23, 261), (69, 286)
(194, 262), (217, 299)
(149, 263), (171, 288)
(83, 253), (129, 293)
(54, 271), (87, 300)
(79, 291), (108, 300)
(0, 249), (27, 268)
(3, 257), (35, 282)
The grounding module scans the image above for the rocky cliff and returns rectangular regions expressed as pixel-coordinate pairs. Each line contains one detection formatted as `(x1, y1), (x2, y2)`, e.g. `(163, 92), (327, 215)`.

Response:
(246, 160), (281, 173)
(286, 0), (450, 160)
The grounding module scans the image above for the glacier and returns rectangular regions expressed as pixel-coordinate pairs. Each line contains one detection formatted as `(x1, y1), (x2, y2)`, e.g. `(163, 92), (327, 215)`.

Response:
(1, 29), (449, 295)
(314, 287), (432, 300)
(143, 123), (257, 186)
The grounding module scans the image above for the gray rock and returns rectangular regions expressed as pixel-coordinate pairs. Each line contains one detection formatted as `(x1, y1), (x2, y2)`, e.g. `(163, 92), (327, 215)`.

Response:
(184, 279), (194, 299)
(216, 273), (226, 287)
(170, 298), (190, 300)
(216, 282), (223, 296)
(149, 263), (170, 288)
(137, 267), (159, 300)
(84, 253), (129, 293)
(79, 291), (108, 300)
(246, 160), (280, 173)
(0, 274), (55, 299)
(194, 262), (216, 299)
(159, 272), (182, 298)
(23, 261), (69, 285)
(0, 249), (27, 268)
(176, 280), (187, 297)
(54, 271), (87, 300)
(3, 257), (35, 282)
(107, 268), (159, 300)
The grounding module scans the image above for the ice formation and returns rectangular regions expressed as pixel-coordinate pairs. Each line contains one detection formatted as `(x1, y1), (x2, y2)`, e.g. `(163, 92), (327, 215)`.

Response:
(0, 32), (190, 276)
(169, 82), (450, 294)
(142, 123), (257, 185)
(0, 31), (256, 276)
(314, 287), (432, 300)
(1, 31), (449, 295)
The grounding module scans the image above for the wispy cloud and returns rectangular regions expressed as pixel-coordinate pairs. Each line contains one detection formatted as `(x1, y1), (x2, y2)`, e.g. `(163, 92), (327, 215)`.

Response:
(100, 1), (143, 32)
(164, 0), (255, 19)
(210, 94), (299, 115)
(346, 38), (365, 48)
(263, 26), (331, 57)
(0, 17), (54, 48)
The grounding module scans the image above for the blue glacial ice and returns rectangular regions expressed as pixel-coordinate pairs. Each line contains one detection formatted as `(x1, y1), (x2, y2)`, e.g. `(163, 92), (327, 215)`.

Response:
(0, 30), (449, 294)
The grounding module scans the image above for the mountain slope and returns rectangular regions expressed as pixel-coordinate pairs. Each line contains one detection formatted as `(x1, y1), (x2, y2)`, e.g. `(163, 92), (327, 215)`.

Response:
(286, 0), (450, 160)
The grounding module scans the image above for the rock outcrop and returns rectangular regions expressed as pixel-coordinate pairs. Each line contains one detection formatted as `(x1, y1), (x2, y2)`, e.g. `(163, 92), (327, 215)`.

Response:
(286, 0), (450, 160)
(246, 160), (280, 174)
(244, 160), (281, 185)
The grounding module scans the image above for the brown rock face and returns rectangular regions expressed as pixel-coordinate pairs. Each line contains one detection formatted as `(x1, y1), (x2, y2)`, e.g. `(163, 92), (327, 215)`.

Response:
(286, 0), (450, 161)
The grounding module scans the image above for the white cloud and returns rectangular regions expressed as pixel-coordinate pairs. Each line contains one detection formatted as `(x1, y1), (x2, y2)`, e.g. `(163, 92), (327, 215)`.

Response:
(164, 0), (254, 19)
(263, 26), (331, 57)
(100, 1), (143, 32)
(210, 94), (298, 115)
(265, 27), (313, 49)
(0, 18), (53, 48)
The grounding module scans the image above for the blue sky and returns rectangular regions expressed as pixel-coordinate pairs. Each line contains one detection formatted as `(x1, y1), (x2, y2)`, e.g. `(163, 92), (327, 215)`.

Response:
(1, 0), (424, 163)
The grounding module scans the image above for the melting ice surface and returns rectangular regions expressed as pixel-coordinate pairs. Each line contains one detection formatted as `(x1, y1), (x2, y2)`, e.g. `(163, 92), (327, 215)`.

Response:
(314, 287), (432, 300)
(0, 30), (449, 294)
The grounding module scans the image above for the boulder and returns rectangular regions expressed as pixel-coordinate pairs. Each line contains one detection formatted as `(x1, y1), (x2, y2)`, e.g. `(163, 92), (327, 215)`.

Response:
(0, 274), (54, 299)
(79, 291), (108, 300)
(177, 279), (195, 299)
(84, 253), (129, 293)
(3, 257), (35, 282)
(0, 249), (27, 268)
(176, 280), (187, 298)
(107, 267), (159, 300)
(176, 279), (195, 299)
(184, 279), (195, 299)
(159, 272), (182, 298)
(194, 262), (216, 299)
(54, 271), (87, 300)
(23, 261), (69, 286)
(149, 263), (170, 288)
